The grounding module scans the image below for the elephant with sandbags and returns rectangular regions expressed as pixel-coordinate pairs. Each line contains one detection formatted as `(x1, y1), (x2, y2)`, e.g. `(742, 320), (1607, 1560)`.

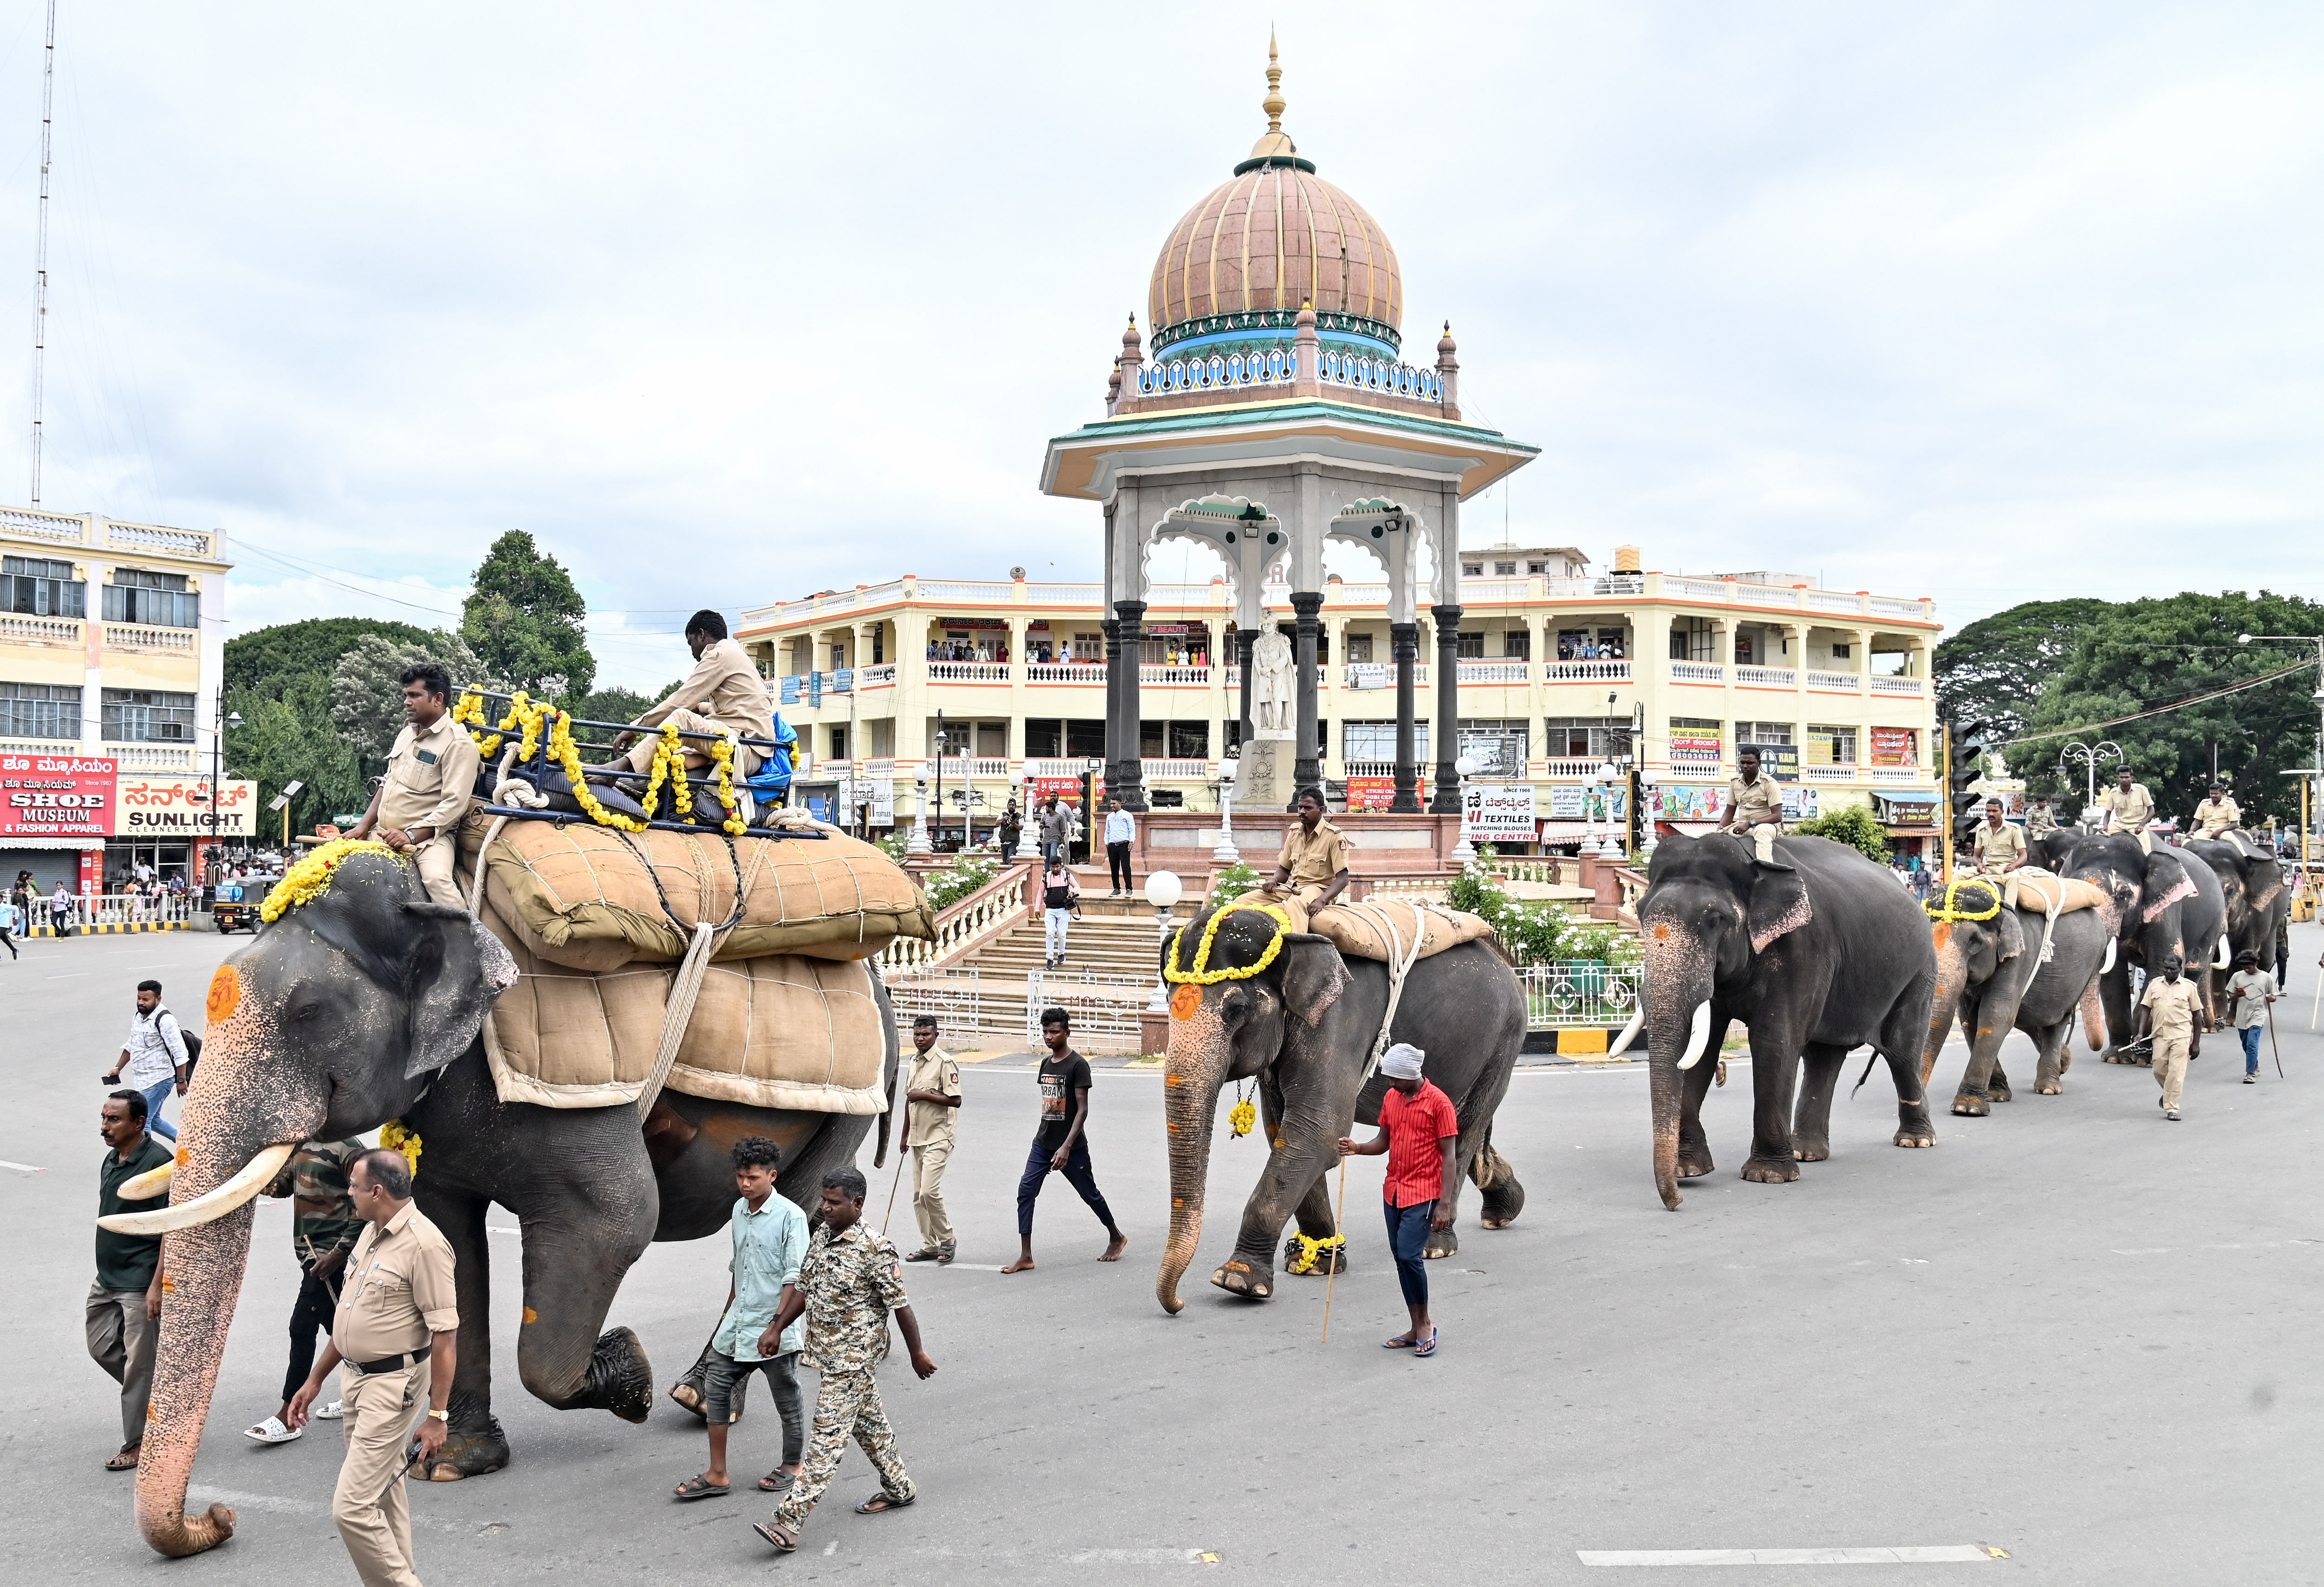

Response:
(2038, 831), (2229, 1056)
(97, 826), (919, 1559)
(1628, 832), (1939, 1211)
(1918, 871), (2114, 1112)
(1153, 897), (1526, 1316)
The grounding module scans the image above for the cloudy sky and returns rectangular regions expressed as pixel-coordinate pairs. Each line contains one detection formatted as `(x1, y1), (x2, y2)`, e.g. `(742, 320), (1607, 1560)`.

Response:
(0, 1), (2316, 686)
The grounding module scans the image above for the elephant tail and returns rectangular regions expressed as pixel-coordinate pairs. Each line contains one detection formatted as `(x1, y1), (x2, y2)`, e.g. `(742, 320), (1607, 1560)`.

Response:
(1468, 1125), (1502, 1190)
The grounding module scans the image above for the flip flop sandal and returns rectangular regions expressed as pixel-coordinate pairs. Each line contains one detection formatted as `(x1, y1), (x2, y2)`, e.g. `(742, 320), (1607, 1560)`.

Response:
(243, 1416), (303, 1444)
(758, 1469), (796, 1493)
(1413, 1330), (1440, 1358)
(754, 1521), (799, 1553)
(672, 1476), (730, 1502)
(312, 1400), (345, 1421)
(855, 1491), (915, 1515)
(1382, 1335), (1419, 1349)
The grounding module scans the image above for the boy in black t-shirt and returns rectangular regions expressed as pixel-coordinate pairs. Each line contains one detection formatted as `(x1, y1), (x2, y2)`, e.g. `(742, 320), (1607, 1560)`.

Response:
(1001, 1009), (1127, 1273)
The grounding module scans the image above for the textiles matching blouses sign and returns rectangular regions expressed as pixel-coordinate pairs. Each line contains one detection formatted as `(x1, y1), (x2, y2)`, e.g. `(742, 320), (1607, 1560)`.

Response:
(116, 776), (259, 837)
(0, 754), (117, 839)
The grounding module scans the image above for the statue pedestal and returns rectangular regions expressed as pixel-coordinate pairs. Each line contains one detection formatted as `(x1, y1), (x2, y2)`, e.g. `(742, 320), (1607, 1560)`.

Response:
(1237, 734), (1296, 814)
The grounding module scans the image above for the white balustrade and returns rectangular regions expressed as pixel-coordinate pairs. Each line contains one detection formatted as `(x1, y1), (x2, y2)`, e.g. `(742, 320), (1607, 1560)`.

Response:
(1027, 662), (1106, 683)
(1808, 590), (1866, 613)
(1668, 662), (1725, 683)
(1543, 756), (1621, 778)
(860, 757), (895, 776)
(1869, 597), (1925, 617)
(1734, 584), (1804, 607)
(0, 614), (80, 643)
(1665, 578), (1734, 603)
(1458, 661), (1530, 684)
(1869, 676), (1925, 695)
(1332, 583), (1389, 604)
(1141, 759), (1211, 780)
(1865, 765), (1925, 782)
(103, 624), (198, 653)
(916, 580), (1013, 601)
(927, 662), (1011, 682)
(1458, 579), (1529, 603)
(0, 506), (87, 541)
(1805, 670), (1860, 690)
(1024, 758), (1094, 778)
(1736, 666), (1797, 687)
(104, 743), (197, 770)
(1540, 659), (1631, 683)
(855, 663), (897, 686)
(1802, 765), (1858, 783)
(1139, 664), (1212, 685)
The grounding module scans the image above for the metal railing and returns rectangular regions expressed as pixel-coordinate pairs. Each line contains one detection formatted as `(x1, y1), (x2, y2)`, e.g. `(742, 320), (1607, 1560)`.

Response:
(1516, 961), (1641, 1029)
(28, 891), (198, 930)
(1022, 968), (1149, 1050)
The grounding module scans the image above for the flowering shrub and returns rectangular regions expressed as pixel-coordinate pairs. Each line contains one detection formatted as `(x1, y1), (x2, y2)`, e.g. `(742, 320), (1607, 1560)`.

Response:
(1208, 861), (1263, 904)
(923, 850), (1000, 912)
(1445, 860), (1640, 969)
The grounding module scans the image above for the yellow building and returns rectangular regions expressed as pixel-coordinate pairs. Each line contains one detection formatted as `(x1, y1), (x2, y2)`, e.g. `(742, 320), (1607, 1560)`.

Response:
(0, 504), (232, 890)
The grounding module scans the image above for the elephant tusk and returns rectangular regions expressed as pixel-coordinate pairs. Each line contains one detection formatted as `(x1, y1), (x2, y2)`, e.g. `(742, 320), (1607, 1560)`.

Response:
(1675, 1002), (1714, 1071)
(119, 1162), (174, 1200)
(98, 1144), (294, 1236)
(2101, 938), (2116, 976)
(2215, 934), (2232, 970)
(1607, 1005), (1647, 1058)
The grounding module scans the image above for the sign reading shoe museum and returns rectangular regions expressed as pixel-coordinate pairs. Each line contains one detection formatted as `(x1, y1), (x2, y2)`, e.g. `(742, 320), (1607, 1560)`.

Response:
(0, 753), (116, 839)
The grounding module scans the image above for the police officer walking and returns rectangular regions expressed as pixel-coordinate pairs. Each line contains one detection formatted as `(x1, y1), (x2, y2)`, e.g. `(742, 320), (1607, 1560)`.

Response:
(286, 1148), (458, 1587)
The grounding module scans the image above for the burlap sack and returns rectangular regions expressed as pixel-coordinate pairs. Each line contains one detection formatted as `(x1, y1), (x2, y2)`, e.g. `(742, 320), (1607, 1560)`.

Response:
(456, 809), (931, 971)
(1308, 899), (1496, 964)
(480, 916), (887, 1113)
(2004, 867), (2109, 917)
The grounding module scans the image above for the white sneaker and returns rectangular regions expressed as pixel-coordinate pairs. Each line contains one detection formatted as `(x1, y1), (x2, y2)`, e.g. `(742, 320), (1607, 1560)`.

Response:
(243, 1415), (302, 1444)
(312, 1400), (345, 1421)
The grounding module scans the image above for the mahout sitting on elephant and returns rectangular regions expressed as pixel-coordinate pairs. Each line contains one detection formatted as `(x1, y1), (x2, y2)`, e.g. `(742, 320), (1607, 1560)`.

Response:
(1918, 874), (2113, 1112)
(1628, 831), (1938, 1210)
(1152, 898), (1526, 1316)
(99, 846), (900, 1559)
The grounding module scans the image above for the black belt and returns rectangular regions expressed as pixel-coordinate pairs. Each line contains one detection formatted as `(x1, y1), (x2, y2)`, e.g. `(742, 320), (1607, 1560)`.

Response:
(349, 1344), (430, 1376)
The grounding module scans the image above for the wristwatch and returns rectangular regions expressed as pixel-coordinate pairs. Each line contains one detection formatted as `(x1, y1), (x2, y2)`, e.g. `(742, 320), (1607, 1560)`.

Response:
(426, 1409), (449, 1422)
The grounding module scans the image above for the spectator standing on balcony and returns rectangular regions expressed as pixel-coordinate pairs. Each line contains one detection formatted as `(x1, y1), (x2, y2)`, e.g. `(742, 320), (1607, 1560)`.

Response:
(1103, 799), (1136, 896)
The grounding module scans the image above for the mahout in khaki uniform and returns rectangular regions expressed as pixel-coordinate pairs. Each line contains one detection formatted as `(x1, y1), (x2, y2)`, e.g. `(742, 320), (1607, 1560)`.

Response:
(1258, 788), (1354, 925)
(900, 1015), (962, 1262)
(348, 663), (480, 908)
(1723, 748), (1791, 869)
(609, 610), (773, 777)
(2095, 770), (2156, 855)
(2135, 954), (2204, 1119)
(2187, 784), (2241, 843)
(1964, 799), (2028, 875)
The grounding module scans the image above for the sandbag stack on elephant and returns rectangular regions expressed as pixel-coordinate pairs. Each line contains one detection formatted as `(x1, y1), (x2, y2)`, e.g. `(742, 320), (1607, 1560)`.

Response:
(98, 838), (918, 1559)
(1152, 899), (1526, 1316)
(1917, 874), (2113, 1112)
(1628, 832), (1938, 1211)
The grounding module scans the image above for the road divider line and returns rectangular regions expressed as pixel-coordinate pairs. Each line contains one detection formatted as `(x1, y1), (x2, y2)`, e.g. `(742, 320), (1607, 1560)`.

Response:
(1578, 1545), (2000, 1566)
(0, 1160), (46, 1173)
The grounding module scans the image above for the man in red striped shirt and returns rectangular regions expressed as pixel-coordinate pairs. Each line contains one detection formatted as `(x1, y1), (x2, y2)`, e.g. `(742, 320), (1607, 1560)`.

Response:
(1337, 1044), (1459, 1357)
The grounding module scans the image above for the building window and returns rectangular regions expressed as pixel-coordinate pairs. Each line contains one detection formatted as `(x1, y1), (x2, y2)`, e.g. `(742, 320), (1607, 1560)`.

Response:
(1542, 717), (1632, 759)
(1072, 632), (1103, 661)
(0, 680), (81, 738)
(1668, 618), (1717, 661)
(827, 725), (849, 761)
(102, 568), (199, 629)
(1342, 721), (1429, 762)
(1456, 632), (1485, 659)
(1828, 642), (1849, 660)
(1526, 561), (1548, 575)
(1502, 629), (1531, 661)
(1668, 717), (1724, 760)
(1736, 721), (1793, 745)
(101, 688), (196, 743)
(1344, 632), (1374, 663)
(1807, 725), (1857, 764)
(2, 554), (85, 618)
(1460, 561), (1483, 577)
(1492, 560), (1517, 576)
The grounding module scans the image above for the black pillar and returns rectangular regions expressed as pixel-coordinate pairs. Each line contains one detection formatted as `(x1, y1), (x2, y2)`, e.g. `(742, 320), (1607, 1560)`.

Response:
(1391, 620), (1421, 813)
(1235, 627), (1257, 751)
(1113, 599), (1148, 811)
(1100, 617), (1120, 795)
(1290, 592), (1322, 806)
(1430, 605), (1464, 813)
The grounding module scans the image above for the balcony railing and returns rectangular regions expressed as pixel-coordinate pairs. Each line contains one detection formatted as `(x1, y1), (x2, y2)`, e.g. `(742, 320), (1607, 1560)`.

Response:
(1869, 676), (1925, 695)
(1142, 759), (1212, 780)
(1139, 664), (1211, 685)
(927, 662), (1009, 682)
(1457, 661), (1530, 684)
(1668, 662), (1725, 683)
(927, 757), (1011, 779)
(0, 614), (81, 644)
(104, 743), (197, 770)
(1541, 756), (1628, 778)
(1027, 662), (1106, 683)
(1024, 757), (1097, 779)
(855, 663), (897, 686)
(1736, 666), (1796, 687)
(1802, 765), (1857, 782)
(1865, 765), (1926, 781)
(104, 623), (198, 654)
(1804, 670), (1860, 690)
(1540, 659), (1631, 683)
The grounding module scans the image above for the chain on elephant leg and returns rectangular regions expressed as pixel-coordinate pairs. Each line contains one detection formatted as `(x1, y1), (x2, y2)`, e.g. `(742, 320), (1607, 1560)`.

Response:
(1282, 1173), (1345, 1277)
(427, 1386), (510, 1481)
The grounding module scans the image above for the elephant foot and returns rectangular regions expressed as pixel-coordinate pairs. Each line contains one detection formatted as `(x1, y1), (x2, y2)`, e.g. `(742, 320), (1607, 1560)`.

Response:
(1675, 1147), (1715, 1180)
(1422, 1226), (1460, 1261)
(1988, 1080), (2013, 1103)
(1893, 1125), (1939, 1148)
(1474, 1153), (1525, 1229)
(575, 1327), (655, 1424)
(426, 1392), (509, 1480)
(1740, 1156), (1801, 1184)
(1791, 1141), (1830, 1163)
(2034, 1080), (2064, 1095)
(1282, 1232), (1347, 1276)
(1951, 1093), (1990, 1117)
(1209, 1256), (1274, 1300)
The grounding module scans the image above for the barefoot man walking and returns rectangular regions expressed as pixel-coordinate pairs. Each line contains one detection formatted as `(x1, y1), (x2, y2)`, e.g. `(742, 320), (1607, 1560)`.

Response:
(1002, 1009), (1128, 1274)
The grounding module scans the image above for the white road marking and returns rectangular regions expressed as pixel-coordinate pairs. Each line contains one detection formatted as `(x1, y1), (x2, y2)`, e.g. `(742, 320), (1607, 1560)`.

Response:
(188, 1485), (468, 1534)
(1579, 1545), (1997, 1566)
(824, 1541), (839, 1555)
(0, 1160), (46, 1173)
(1067, 1548), (1211, 1564)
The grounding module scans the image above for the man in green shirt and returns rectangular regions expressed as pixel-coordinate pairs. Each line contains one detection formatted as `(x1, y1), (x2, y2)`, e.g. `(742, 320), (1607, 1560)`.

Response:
(90, 1090), (171, 1471)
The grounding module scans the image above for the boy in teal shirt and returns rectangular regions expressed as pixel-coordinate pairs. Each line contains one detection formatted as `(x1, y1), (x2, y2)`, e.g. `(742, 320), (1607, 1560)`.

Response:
(673, 1136), (809, 1500)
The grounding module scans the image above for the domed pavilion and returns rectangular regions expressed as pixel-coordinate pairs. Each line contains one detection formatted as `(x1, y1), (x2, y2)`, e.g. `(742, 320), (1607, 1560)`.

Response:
(1041, 39), (1539, 813)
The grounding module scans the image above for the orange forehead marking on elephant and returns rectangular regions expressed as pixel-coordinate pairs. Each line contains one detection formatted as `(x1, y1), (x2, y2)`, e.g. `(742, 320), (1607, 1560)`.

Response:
(1169, 983), (1202, 1020)
(1163, 1073), (1184, 1086)
(1652, 923), (1670, 941)
(1167, 1122), (1181, 1134)
(1931, 922), (1952, 950)
(175, 1146), (189, 1166)
(522, 1306), (539, 1326)
(1172, 1197), (1185, 1209)
(206, 963), (241, 1026)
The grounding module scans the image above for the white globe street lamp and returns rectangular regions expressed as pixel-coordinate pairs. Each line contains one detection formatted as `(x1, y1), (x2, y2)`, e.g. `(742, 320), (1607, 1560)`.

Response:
(1145, 870), (1185, 1012)
(1212, 760), (1241, 864)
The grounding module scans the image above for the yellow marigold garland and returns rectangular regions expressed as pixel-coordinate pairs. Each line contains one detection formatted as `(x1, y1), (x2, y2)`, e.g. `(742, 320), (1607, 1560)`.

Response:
(260, 838), (403, 922)
(544, 709), (648, 833)
(706, 735), (747, 836)
(456, 688), (744, 836)
(378, 1119), (423, 1179)
(1164, 897), (1291, 985)
(1925, 877), (2003, 924)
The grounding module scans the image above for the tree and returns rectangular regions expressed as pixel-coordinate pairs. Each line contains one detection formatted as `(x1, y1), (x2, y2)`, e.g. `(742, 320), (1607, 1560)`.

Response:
(329, 632), (504, 772)
(1933, 599), (2112, 742)
(460, 531), (594, 699)
(564, 684), (657, 729)
(225, 617), (434, 696)
(2016, 591), (2324, 826)
(1791, 804), (1891, 865)
(225, 674), (367, 842)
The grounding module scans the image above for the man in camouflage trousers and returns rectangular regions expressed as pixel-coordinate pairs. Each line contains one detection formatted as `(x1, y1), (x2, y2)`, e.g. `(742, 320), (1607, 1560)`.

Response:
(753, 1166), (938, 1554)
(243, 1137), (366, 1444)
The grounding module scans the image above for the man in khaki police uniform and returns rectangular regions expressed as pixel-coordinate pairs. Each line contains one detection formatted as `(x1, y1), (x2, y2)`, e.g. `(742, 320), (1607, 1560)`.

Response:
(2187, 781), (2241, 843)
(611, 609), (773, 778)
(1723, 747), (1792, 869)
(2027, 797), (2059, 838)
(287, 1148), (457, 1587)
(1258, 788), (1354, 928)
(348, 663), (480, 908)
(900, 1015), (961, 1265)
(2095, 767), (2156, 855)
(1964, 797), (2028, 876)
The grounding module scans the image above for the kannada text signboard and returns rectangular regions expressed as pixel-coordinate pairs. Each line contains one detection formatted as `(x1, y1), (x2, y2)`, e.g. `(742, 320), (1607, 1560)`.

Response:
(1462, 781), (1536, 841)
(0, 753), (115, 841)
(1345, 776), (1396, 811)
(114, 776), (259, 837)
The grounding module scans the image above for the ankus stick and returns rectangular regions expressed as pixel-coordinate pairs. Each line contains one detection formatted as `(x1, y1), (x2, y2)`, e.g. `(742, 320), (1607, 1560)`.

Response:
(881, 1148), (908, 1238)
(1321, 1151), (1348, 1344)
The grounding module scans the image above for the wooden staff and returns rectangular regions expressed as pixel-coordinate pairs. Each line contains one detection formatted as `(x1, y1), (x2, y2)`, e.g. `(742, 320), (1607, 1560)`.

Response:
(2267, 995), (2285, 1077)
(881, 1145), (909, 1238)
(1320, 1150), (1349, 1344)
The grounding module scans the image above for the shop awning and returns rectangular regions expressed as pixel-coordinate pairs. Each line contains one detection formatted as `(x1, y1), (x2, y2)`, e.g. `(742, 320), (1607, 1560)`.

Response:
(1874, 790), (1940, 805)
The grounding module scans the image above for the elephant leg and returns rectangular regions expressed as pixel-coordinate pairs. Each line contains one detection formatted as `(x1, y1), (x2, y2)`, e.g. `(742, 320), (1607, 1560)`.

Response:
(1280, 1170), (1347, 1276)
(1986, 1057), (2013, 1102)
(1741, 1029), (1805, 1182)
(507, 1118), (660, 1423)
(1790, 1043), (1849, 1162)
(2031, 1016), (2074, 1094)
(414, 1181), (510, 1479)
(1473, 1130), (1526, 1230)
(1676, 1015), (1728, 1179)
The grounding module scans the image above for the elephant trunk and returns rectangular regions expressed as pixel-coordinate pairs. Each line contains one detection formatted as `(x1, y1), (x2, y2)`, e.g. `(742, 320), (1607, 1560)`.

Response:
(1644, 936), (1712, 1211)
(1920, 923), (1970, 1086)
(1155, 1015), (1229, 1316)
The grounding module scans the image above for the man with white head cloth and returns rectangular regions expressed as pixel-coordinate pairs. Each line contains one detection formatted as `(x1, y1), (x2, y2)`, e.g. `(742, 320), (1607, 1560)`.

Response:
(1337, 1044), (1460, 1357)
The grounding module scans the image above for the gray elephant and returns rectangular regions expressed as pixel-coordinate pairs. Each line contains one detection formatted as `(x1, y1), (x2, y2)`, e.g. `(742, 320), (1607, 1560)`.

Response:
(1153, 904), (1526, 1316)
(1631, 832), (1938, 1210)
(2184, 834), (2290, 988)
(2041, 832), (2228, 1053)
(103, 850), (896, 1559)
(1918, 877), (2113, 1112)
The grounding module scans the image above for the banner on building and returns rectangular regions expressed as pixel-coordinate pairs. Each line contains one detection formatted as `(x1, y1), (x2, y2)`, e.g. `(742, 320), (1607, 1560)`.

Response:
(1669, 732), (1724, 760)
(0, 753), (116, 840)
(1347, 662), (1391, 691)
(1738, 741), (1800, 781)
(1462, 781), (1536, 840)
(1781, 787), (1820, 822)
(1031, 774), (1102, 807)
(114, 776), (258, 836)
(1869, 727), (1917, 766)
(1345, 776), (1396, 811)
(1650, 783), (1726, 823)
(1546, 784), (1630, 821)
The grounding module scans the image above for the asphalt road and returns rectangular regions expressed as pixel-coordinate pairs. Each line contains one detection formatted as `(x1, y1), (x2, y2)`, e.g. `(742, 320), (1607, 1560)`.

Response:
(7, 924), (2322, 1585)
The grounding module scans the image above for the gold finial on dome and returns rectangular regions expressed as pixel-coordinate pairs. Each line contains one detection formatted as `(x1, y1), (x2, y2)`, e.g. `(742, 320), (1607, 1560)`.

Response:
(1248, 29), (1297, 163)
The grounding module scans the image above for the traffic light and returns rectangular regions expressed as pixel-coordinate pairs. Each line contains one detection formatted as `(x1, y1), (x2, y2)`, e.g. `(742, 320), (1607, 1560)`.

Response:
(1944, 718), (1987, 867)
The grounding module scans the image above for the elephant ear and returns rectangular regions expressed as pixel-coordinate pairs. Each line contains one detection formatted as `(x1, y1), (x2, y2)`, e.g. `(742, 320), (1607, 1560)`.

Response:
(1995, 907), (2026, 963)
(398, 902), (518, 1080)
(1747, 866), (1813, 954)
(1278, 934), (1349, 1027)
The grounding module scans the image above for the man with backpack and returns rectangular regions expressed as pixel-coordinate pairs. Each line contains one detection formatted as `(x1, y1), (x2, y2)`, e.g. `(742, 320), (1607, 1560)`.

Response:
(101, 980), (194, 1144)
